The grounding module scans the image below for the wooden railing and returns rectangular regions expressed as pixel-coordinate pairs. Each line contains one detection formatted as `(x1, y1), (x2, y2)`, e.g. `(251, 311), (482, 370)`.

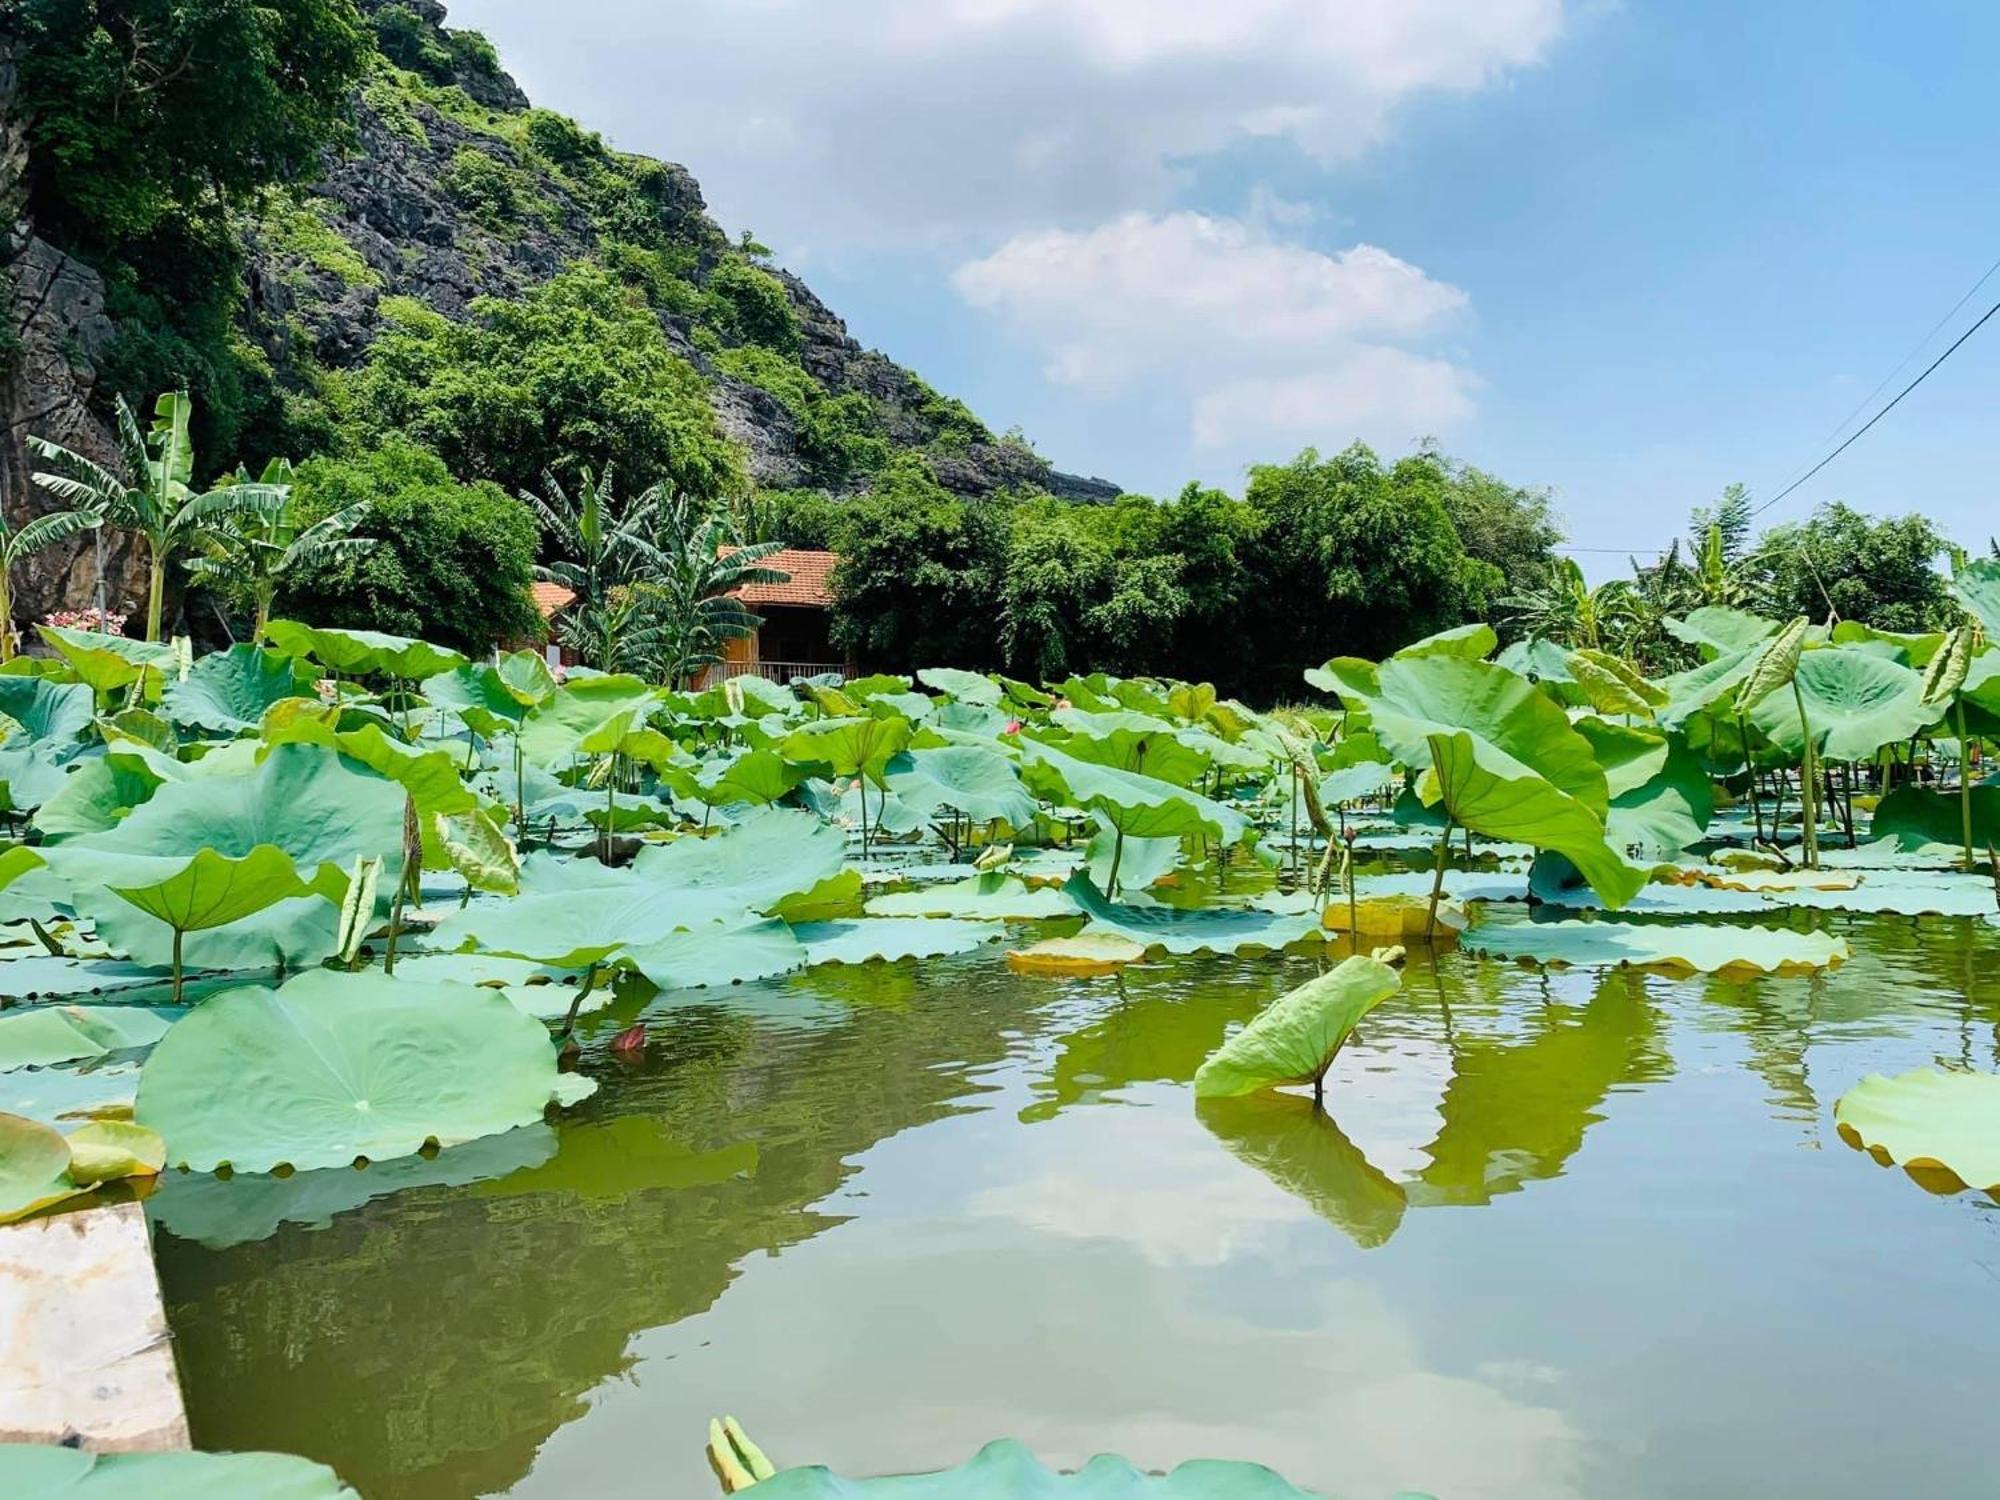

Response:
(715, 660), (847, 684)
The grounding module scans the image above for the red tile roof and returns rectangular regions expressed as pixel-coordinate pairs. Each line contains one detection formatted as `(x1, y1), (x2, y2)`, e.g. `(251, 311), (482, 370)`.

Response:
(530, 581), (576, 618)
(730, 548), (838, 608)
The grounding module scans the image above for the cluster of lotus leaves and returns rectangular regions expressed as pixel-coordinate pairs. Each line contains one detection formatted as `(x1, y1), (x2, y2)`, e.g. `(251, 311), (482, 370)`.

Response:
(745, 1438), (1329, 1497)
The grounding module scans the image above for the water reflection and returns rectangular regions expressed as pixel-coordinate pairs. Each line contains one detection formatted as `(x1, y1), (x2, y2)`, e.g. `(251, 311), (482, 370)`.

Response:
(1195, 1092), (1405, 1249)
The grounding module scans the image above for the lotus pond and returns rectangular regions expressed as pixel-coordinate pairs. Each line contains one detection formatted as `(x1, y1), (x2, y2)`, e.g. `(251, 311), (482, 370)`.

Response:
(4, 601), (2000, 1497)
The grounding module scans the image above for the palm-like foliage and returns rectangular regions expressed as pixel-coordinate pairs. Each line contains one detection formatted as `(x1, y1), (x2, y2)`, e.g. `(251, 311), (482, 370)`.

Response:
(28, 391), (287, 641)
(0, 505), (102, 662)
(1498, 557), (1636, 651)
(185, 461), (375, 637)
(649, 489), (789, 689)
(522, 466), (670, 673)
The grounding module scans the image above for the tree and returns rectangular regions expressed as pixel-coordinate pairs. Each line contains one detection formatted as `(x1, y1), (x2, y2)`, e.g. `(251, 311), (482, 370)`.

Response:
(274, 439), (542, 653)
(0, 504), (100, 661)
(522, 466), (668, 674)
(1419, 443), (1565, 590)
(1242, 444), (1496, 684)
(1690, 482), (1754, 562)
(1749, 502), (1953, 632)
(645, 491), (788, 689)
(821, 459), (1012, 672)
(345, 266), (744, 502)
(29, 390), (282, 640)
(185, 462), (374, 637)
(1497, 557), (1635, 651)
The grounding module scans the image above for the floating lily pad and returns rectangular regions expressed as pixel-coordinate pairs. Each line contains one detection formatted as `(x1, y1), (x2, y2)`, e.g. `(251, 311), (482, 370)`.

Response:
(134, 970), (593, 1173)
(745, 1438), (1317, 1498)
(793, 918), (1004, 966)
(1067, 873), (1324, 956)
(625, 917), (808, 990)
(865, 873), (1076, 921)
(0, 1444), (358, 1497)
(1005, 933), (1147, 976)
(0, 1111), (84, 1223)
(1463, 918), (1848, 975)
(1835, 1068), (2000, 1191)
(0, 1005), (172, 1072)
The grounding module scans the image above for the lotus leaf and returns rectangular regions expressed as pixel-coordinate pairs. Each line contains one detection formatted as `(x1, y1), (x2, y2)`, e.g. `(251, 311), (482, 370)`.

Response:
(135, 970), (592, 1173)
(1394, 621), (1498, 660)
(916, 666), (1003, 705)
(1463, 918), (1848, 974)
(0, 742), (72, 812)
(263, 620), (468, 680)
(866, 873), (1076, 920)
(1870, 783), (2000, 850)
(1663, 605), (1780, 658)
(1020, 739), (1247, 846)
(779, 714), (913, 784)
(1005, 933), (1147, 975)
(0, 675), (94, 746)
(624, 916), (808, 990)
(884, 746), (1036, 827)
(746, 1438), (1318, 1497)
(1832, 619), (1945, 668)
(1193, 954), (1401, 1098)
(1748, 646), (1942, 760)
(0, 1111), (84, 1222)
(31, 752), (166, 839)
(0, 1005), (172, 1072)
(37, 624), (177, 698)
(1955, 556), (2000, 636)
(64, 1119), (166, 1185)
(1654, 644), (1762, 729)
(1835, 1067), (2000, 1190)
(793, 918), (1004, 966)
(0, 1444), (358, 1497)
(1067, 873), (1324, 956)
(159, 645), (317, 735)
(1566, 649), (1666, 718)
(1041, 708), (1211, 786)
(516, 675), (657, 765)
(685, 748), (816, 807)
(108, 844), (312, 936)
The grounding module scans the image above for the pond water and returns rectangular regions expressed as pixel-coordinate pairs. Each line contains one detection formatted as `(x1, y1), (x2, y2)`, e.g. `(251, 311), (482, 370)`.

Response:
(149, 905), (2000, 1499)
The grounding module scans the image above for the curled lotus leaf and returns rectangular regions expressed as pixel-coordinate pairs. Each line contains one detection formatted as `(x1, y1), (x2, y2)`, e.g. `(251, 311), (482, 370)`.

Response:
(0, 1111), (84, 1223)
(0, 674), (94, 747)
(36, 624), (177, 698)
(1736, 615), (1810, 710)
(135, 969), (592, 1173)
(1835, 1067), (2000, 1191)
(1954, 556), (2000, 636)
(1193, 953), (1401, 1099)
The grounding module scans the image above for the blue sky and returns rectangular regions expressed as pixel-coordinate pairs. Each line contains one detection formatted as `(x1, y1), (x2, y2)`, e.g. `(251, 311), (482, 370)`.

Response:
(454, 0), (2000, 575)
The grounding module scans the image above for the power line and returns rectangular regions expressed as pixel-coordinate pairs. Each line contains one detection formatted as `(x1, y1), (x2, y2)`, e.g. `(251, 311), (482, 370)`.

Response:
(1750, 293), (2000, 519)
(1816, 252), (2000, 445)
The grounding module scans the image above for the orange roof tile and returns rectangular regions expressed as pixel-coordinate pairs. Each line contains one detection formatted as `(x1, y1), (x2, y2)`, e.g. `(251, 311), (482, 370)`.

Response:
(531, 581), (576, 618)
(729, 548), (838, 608)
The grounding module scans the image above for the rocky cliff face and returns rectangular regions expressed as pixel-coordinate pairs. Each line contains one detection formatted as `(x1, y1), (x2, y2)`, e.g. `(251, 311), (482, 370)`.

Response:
(1, 0), (1118, 629)
(0, 42), (144, 621)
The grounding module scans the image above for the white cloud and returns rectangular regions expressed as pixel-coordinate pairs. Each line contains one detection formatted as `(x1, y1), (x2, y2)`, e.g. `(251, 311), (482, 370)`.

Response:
(953, 211), (1477, 450)
(450, 0), (1565, 250)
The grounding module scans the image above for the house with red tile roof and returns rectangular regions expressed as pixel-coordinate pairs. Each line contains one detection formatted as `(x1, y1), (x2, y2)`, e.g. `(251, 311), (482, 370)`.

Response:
(710, 548), (849, 685)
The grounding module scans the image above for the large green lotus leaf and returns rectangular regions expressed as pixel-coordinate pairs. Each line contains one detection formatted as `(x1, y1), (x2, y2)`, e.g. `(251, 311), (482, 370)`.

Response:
(0, 1110), (84, 1223)
(779, 714), (913, 783)
(64, 1119), (166, 1185)
(1663, 605), (1780, 658)
(1066, 873), (1323, 956)
(1196, 1093), (1407, 1250)
(1174, 724), (1268, 772)
(1869, 783), (2000, 850)
(36, 624), (177, 698)
(1565, 649), (1666, 718)
(0, 842), (45, 892)
(422, 651), (554, 731)
(916, 666), (1004, 705)
(1041, 708), (1212, 787)
(1427, 730), (1647, 907)
(623, 916), (808, 990)
(686, 748), (815, 807)
(1321, 655), (1610, 817)
(1829, 619), (1945, 668)
(868, 691), (937, 721)
(885, 746), (1036, 827)
(31, 751), (165, 840)
(1019, 739), (1247, 845)
(516, 675), (658, 766)
(146, 1123), (556, 1249)
(134, 970), (591, 1173)
(263, 620), (467, 680)
(158, 645), (317, 735)
(793, 917), (1004, 966)
(434, 877), (713, 968)
(1193, 954), (1400, 1099)
(747, 1438), (1318, 1498)
(0, 1005), (172, 1072)
(1748, 646), (1943, 761)
(0, 743), (72, 813)
(1603, 736), (1714, 856)
(1397, 621), (1499, 660)
(632, 806), (847, 906)
(1463, 917), (1848, 974)
(1569, 718), (1666, 799)
(1781, 871), (1997, 917)
(1082, 815), (1182, 892)
(108, 844), (312, 933)
(0, 1443), (358, 1497)
(0, 674), (94, 746)
(1317, 759), (1394, 807)
(1653, 644), (1761, 729)
(1955, 557), (2000, 636)
(866, 873), (1077, 920)
(48, 745), (404, 969)
(1835, 1068), (2000, 1190)
(259, 719), (482, 843)
(1493, 636), (1583, 700)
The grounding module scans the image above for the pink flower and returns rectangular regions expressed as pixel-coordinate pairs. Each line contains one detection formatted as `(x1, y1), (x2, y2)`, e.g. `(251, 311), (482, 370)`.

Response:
(1004, 719), (1023, 735)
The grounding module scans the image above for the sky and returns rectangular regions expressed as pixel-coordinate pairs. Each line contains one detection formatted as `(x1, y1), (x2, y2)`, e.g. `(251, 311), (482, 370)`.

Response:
(452, 0), (2000, 576)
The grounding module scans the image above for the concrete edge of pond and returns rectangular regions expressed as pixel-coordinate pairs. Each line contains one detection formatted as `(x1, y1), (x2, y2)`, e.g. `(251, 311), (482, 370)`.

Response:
(0, 1200), (190, 1452)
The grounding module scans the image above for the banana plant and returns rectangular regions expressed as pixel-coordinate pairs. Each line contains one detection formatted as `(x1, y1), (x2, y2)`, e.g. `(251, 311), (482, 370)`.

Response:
(0, 504), (101, 662)
(185, 462), (374, 637)
(28, 391), (286, 642)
